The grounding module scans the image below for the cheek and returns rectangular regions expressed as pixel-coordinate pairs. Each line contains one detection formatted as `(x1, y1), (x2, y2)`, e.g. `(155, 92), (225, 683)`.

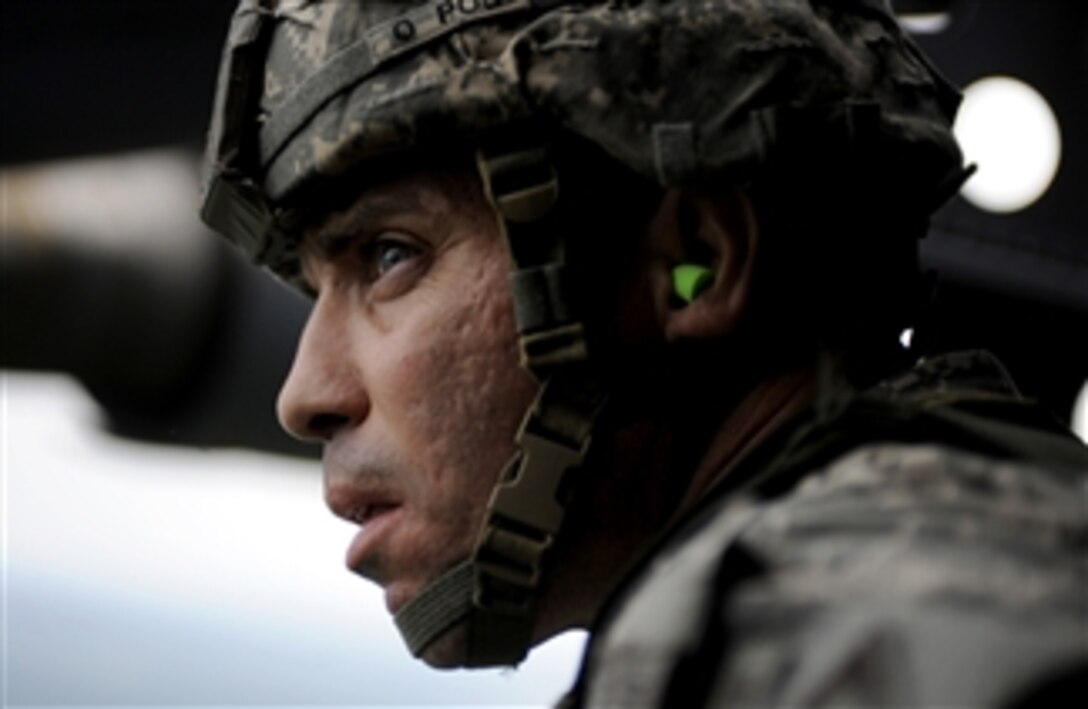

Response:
(426, 294), (528, 452)
(394, 264), (537, 506)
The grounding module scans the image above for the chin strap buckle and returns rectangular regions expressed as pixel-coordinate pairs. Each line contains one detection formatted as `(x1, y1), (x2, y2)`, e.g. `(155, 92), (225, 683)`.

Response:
(473, 427), (589, 611)
(465, 368), (605, 666)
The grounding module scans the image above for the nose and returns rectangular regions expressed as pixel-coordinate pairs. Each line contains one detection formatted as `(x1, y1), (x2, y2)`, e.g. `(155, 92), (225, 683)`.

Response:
(276, 297), (368, 442)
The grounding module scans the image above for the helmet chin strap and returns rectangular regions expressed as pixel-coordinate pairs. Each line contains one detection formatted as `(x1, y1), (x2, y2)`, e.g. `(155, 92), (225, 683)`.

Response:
(394, 559), (475, 658)
(393, 137), (608, 667)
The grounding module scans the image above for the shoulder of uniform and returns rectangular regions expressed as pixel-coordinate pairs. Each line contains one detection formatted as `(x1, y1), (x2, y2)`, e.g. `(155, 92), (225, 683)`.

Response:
(585, 441), (1087, 707)
(712, 441), (1087, 706)
(739, 441), (1086, 600)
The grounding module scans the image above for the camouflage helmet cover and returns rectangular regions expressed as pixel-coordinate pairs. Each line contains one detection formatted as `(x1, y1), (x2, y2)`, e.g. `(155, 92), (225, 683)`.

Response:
(202, 0), (965, 275)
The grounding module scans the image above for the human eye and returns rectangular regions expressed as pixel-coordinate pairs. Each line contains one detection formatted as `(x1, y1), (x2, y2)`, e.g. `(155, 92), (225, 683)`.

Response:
(358, 232), (427, 297)
(366, 236), (419, 278)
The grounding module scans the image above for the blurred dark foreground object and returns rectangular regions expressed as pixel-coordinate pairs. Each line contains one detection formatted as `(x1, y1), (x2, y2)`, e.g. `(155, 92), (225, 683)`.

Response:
(1, 154), (312, 457)
(3, 235), (311, 457)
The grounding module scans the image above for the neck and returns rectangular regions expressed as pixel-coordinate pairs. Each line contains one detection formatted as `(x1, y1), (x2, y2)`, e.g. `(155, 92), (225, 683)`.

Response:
(528, 361), (820, 645)
(677, 362), (818, 513)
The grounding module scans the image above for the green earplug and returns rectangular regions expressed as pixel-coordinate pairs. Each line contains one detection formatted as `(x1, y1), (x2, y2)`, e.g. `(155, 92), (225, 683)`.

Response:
(672, 264), (713, 304)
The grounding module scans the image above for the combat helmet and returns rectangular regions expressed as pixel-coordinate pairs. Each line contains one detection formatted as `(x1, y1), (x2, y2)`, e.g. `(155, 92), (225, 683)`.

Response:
(202, 0), (968, 667)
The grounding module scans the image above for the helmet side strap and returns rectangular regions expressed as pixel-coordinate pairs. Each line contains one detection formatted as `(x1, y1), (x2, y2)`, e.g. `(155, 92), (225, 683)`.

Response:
(392, 138), (609, 666)
(467, 140), (608, 666)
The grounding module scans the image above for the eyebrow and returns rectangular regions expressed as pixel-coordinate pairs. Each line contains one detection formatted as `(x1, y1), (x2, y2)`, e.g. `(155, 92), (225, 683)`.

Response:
(305, 191), (427, 261)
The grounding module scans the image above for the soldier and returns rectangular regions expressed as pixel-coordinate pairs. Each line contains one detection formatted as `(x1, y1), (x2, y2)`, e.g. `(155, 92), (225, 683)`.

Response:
(201, 1), (1087, 705)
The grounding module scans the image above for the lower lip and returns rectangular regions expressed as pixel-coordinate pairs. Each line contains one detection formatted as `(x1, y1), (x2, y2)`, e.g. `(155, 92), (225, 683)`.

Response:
(346, 506), (404, 574)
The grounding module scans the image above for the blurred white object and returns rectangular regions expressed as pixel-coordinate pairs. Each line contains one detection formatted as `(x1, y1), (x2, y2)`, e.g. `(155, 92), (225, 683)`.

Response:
(898, 12), (952, 35)
(1074, 380), (1088, 444)
(1, 149), (203, 253)
(955, 76), (1063, 214)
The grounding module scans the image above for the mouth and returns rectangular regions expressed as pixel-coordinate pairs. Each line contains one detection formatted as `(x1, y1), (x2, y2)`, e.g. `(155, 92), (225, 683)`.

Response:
(348, 503), (400, 526)
(345, 503), (405, 577)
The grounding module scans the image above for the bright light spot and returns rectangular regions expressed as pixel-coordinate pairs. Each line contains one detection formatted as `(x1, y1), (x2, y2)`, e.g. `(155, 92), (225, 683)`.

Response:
(898, 12), (952, 34)
(955, 76), (1062, 214)
(899, 328), (915, 350)
(1074, 380), (1088, 444)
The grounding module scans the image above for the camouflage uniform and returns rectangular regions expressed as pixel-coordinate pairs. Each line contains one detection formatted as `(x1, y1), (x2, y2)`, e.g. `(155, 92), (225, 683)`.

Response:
(562, 351), (1088, 707)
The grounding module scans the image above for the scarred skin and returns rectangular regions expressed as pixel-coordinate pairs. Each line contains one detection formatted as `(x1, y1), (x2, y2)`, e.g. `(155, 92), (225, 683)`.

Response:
(276, 169), (539, 666)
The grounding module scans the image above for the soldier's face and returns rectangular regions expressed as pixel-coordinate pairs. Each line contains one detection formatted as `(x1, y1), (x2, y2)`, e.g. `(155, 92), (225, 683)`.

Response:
(276, 168), (538, 665)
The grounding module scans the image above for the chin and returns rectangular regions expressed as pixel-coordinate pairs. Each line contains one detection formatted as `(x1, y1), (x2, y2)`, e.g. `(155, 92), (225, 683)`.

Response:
(416, 623), (471, 669)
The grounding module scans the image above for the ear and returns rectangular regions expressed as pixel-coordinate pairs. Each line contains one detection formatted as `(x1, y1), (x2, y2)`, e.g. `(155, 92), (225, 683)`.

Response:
(644, 186), (759, 342)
